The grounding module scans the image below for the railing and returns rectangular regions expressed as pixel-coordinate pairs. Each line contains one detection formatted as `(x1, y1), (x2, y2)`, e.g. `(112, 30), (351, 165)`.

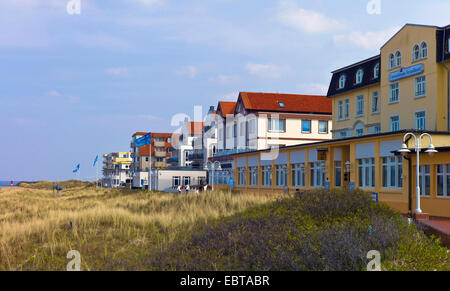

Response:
(213, 148), (253, 158)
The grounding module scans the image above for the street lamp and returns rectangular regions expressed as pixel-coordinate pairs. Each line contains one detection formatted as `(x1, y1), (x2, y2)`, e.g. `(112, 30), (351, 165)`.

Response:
(205, 161), (222, 191)
(398, 133), (438, 214)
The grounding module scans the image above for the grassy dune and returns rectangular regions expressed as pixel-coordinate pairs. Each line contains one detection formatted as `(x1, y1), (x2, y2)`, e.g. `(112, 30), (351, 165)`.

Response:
(0, 185), (280, 271)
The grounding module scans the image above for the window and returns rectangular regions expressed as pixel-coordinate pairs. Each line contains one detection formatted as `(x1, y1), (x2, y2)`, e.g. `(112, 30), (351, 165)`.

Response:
(389, 83), (399, 103)
(240, 122), (245, 137)
(358, 158), (375, 188)
(248, 119), (256, 134)
(340, 132), (348, 138)
(356, 95), (364, 116)
(302, 120), (312, 133)
(319, 121), (328, 134)
(233, 124), (237, 137)
(250, 167), (258, 186)
(355, 125), (364, 137)
(278, 102), (285, 108)
(269, 119), (286, 132)
(339, 75), (346, 89)
(421, 41), (428, 59)
(389, 53), (395, 69)
(344, 99), (350, 119)
(276, 166), (287, 187)
(145, 157), (149, 162)
(395, 51), (402, 67)
(415, 111), (426, 130)
(262, 166), (272, 187)
(382, 156), (403, 189)
(374, 125), (381, 134)
(356, 69), (364, 84)
(292, 163), (306, 187)
(374, 63), (380, 79)
(238, 168), (246, 186)
(390, 115), (400, 132)
(372, 91), (379, 113)
(183, 176), (191, 186)
(415, 75), (426, 97)
(413, 44), (420, 61)
(310, 162), (325, 188)
(418, 165), (430, 197)
(172, 176), (181, 187)
(437, 165), (450, 197)
(335, 161), (342, 187)
(338, 101), (343, 120)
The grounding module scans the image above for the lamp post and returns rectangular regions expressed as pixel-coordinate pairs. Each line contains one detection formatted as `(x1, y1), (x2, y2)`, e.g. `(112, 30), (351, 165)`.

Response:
(398, 133), (438, 214)
(205, 161), (222, 191)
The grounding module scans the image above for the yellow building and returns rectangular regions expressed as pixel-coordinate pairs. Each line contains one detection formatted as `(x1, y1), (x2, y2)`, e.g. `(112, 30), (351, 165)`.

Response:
(210, 24), (450, 218)
(328, 24), (450, 138)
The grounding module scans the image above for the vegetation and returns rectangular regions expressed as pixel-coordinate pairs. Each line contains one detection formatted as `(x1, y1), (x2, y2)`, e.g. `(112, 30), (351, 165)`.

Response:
(0, 185), (448, 271)
(0, 185), (278, 270)
(149, 189), (450, 271)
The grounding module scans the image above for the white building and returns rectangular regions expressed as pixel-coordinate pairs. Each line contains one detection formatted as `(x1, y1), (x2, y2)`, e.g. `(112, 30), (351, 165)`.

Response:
(216, 92), (333, 153)
(102, 152), (132, 188)
(150, 168), (207, 192)
(210, 92), (333, 186)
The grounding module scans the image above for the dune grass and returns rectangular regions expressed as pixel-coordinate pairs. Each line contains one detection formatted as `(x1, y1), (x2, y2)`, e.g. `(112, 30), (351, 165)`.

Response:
(0, 185), (280, 271)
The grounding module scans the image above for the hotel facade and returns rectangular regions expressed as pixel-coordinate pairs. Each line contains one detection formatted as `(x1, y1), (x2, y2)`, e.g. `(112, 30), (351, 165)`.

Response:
(211, 24), (450, 218)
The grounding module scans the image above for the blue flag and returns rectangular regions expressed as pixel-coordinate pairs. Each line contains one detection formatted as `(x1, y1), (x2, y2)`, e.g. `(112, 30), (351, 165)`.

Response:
(73, 164), (80, 173)
(93, 155), (99, 167)
(136, 133), (151, 147)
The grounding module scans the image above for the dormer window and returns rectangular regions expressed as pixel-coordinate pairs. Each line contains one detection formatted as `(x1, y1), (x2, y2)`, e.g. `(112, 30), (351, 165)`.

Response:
(355, 69), (364, 84)
(421, 41), (428, 59)
(413, 44), (420, 61)
(339, 75), (346, 89)
(374, 63), (380, 79)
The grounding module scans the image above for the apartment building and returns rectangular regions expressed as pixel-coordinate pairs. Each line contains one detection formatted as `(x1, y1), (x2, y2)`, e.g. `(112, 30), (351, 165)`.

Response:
(216, 92), (333, 153)
(130, 132), (175, 188)
(102, 152), (132, 188)
(176, 121), (205, 168)
(209, 92), (332, 186)
(328, 24), (450, 138)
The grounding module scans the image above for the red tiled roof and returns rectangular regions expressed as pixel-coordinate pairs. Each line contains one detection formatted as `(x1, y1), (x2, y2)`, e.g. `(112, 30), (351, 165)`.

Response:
(132, 132), (148, 137)
(188, 122), (204, 135)
(139, 145), (150, 156)
(239, 92), (331, 114)
(217, 102), (237, 117)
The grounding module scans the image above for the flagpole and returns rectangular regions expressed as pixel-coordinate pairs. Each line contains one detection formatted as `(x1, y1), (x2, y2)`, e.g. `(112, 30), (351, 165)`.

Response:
(149, 136), (152, 192)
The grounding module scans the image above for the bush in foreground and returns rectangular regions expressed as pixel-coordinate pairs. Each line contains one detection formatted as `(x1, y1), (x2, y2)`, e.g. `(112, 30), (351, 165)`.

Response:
(148, 189), (450, 271)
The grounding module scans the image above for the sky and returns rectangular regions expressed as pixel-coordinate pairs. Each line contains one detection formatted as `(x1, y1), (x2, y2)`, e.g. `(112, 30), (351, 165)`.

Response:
(1, 0), (450, 181)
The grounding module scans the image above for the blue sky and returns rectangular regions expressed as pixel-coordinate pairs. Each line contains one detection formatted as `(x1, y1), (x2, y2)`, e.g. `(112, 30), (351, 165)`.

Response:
(1, 0), (450, 181)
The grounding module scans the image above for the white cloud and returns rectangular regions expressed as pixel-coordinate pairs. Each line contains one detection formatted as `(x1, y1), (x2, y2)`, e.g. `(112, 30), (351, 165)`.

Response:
(175, 66), (198, 78)
(46, 90), (62, 97)
(245, 63), (289, 79)
(297, 83), (329, 95)
(335, 26), (401, 50)
(209, 74), (240, 84)
(105, 67), (129, 77)
(277, 2), (345, 33)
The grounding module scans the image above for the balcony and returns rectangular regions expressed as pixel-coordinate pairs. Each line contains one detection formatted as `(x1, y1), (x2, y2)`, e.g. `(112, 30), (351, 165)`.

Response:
(155, 151), (166, 158)
(154, 141), (165, 147)
(188, 153), (204, 161)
